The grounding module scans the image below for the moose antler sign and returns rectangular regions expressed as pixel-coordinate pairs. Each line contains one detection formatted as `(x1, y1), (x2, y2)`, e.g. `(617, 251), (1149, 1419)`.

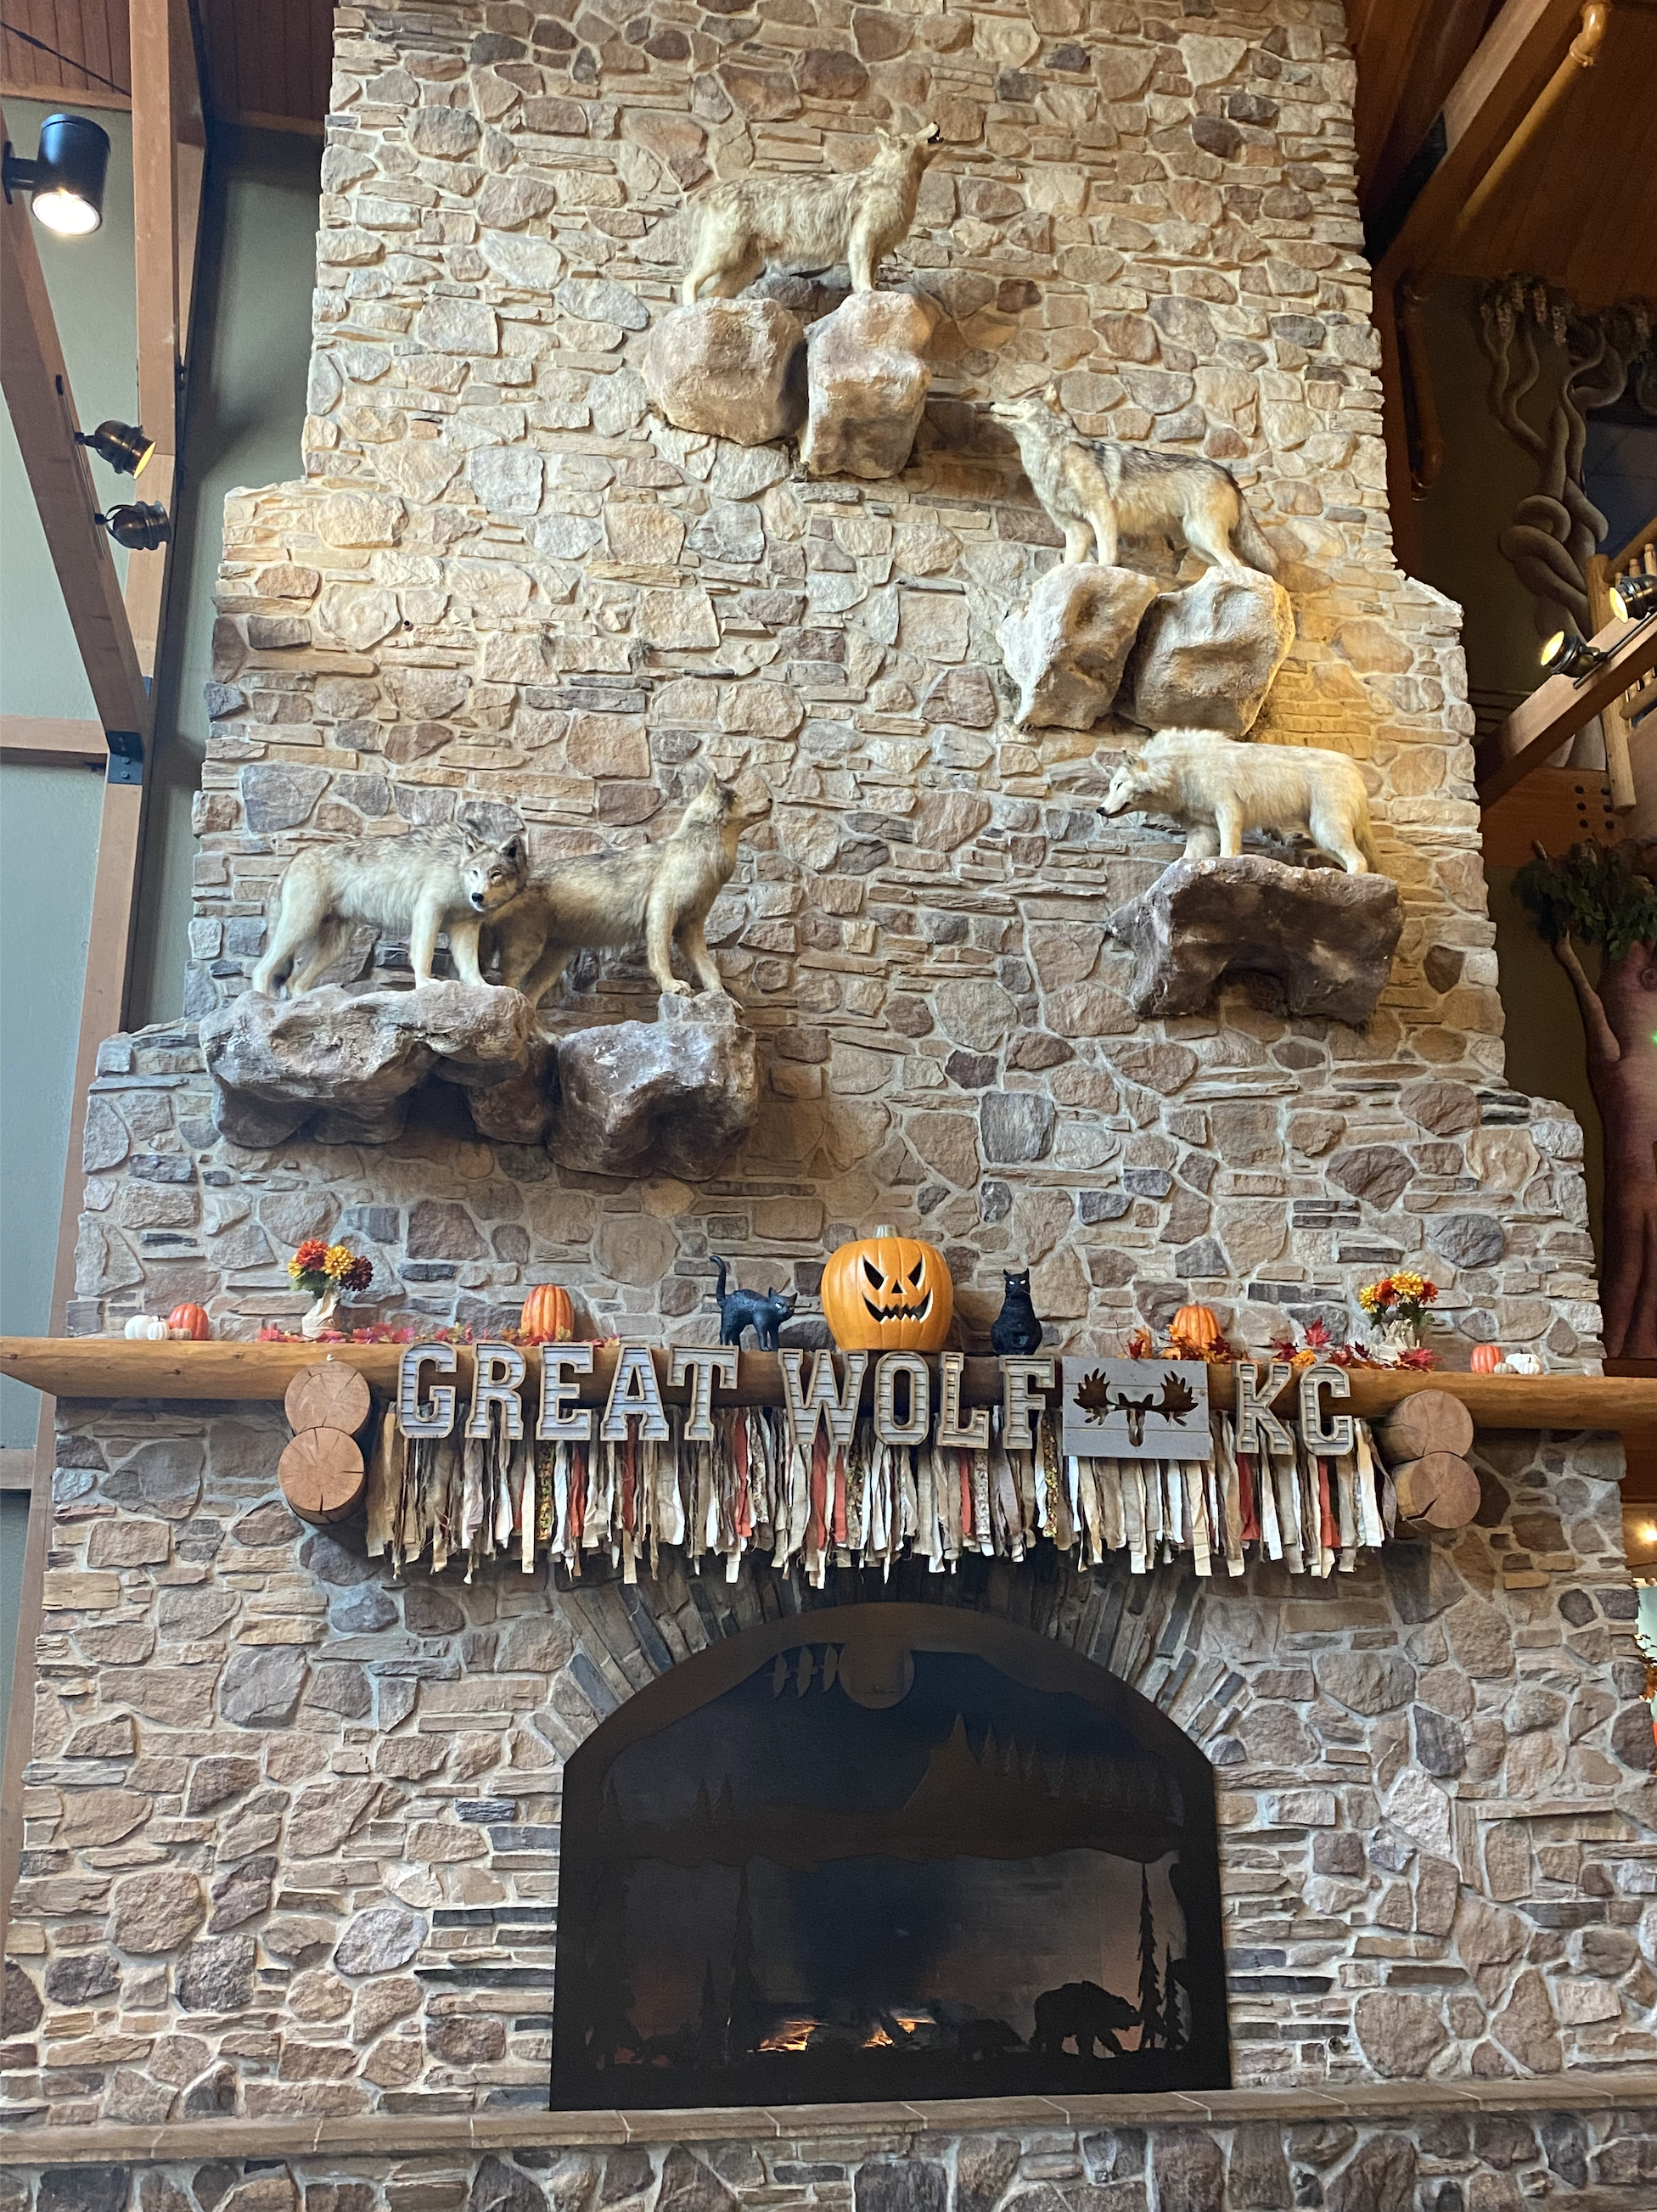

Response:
(1061, 1359), (1213, 1460)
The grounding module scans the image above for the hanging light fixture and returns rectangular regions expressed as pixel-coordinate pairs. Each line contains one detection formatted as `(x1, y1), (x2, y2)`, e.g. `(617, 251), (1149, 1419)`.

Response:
(1609, 574), (1657, 623)
(2, 113), (111, 236)
(1540, 629), (1611, 682)
(76, 420), (155, 477)
(97, 501), (171, 552)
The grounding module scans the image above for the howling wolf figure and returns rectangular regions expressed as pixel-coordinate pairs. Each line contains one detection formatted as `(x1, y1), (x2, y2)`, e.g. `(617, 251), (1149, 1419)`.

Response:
(680, 124), (942, 301)
(486, 776), (772, 1007)
(991, 382), (1278, 575)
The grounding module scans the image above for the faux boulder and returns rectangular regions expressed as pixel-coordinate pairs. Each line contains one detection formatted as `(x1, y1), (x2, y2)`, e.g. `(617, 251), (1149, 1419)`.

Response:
(1123, 570), (1295, 735)
(548, 991), (759, 1179)
(642, 299), (806, 445)
(1108, 856), (1403, 1022)
(999, 564), (1160, 730)
(201, 982), (539, 1147)
(800, 291), (935, 480)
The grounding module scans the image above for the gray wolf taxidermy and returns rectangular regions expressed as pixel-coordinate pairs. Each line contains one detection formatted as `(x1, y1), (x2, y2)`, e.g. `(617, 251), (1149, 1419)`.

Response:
(680, 124), (941, 301)
(488, 776), (772, 1006)
(251, 825), (528, 996)
(1100, 728), (1380, 874)
(991, 383), (1278, 575)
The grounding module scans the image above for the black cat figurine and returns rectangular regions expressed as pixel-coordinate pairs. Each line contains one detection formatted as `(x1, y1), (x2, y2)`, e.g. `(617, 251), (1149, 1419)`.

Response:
(989, 1267), (1043, 1355)
(712, 1256), (798, 1352)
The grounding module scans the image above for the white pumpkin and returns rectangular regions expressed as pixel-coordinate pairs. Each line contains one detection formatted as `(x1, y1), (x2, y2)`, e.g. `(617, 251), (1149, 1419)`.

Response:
(124, 1315), (170, 1341)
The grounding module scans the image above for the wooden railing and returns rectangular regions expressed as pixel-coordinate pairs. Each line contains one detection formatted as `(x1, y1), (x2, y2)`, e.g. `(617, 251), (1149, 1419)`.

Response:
(1586, 514), (1657, 809)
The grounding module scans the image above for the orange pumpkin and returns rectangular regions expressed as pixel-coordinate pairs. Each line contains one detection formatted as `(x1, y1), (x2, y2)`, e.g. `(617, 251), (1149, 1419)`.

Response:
(520, 1284), (575, 1343)
(167, 1303), (211, 1341)
(1169, 1303), (1224, 1356)
(1469, 1344), (1503, 1373)
(821, 1227), (952, 1352)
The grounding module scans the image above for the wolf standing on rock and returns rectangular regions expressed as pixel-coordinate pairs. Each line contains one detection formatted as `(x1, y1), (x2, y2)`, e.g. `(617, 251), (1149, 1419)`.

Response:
(679, 124), (941, 301)
(488, 775), (773, 1008)
(250, 824), (528, 996)
(992, 384), (1278, 576)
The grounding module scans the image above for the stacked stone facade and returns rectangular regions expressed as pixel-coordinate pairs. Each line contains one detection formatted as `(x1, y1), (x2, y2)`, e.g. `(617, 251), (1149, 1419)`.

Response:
(70, 0), (1594, 1360)
(5, 1409), (1654, 2130)
(8, 0), (1656, 2189)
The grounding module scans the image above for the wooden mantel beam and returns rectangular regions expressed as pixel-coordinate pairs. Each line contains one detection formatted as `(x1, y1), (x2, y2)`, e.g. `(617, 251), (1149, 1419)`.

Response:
(3, 1338), (1654, 1436)
(0, 100), (149, 739)
(1477, 614), (1657, 807)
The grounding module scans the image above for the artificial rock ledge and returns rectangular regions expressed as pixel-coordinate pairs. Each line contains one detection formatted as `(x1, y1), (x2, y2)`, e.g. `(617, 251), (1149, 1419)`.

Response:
(1108, 855), (1404, 1022)
(548, 991), (759, 1179)
(200, 981), (539, 1147)
(201, 981), (761, 1175)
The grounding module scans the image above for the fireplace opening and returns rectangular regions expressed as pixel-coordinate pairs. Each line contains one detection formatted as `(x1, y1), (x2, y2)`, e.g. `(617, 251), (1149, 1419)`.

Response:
(551, 1603), (1229, 2107)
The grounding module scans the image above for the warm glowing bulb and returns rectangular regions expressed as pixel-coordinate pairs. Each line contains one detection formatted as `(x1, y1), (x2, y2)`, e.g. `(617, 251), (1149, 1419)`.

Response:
(32, 188), (99, 235)
(1643, 1522), (1657, 1545)
(1541, 630), (1566, 667)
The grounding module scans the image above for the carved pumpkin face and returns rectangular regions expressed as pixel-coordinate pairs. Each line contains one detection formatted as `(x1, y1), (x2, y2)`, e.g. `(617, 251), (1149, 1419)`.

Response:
(822, 1229), (953, 1353)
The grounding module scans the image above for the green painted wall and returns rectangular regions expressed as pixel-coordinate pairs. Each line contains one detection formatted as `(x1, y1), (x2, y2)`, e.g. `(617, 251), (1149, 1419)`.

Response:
(0, 100), (138, 1447)
(131, 125), (320, 1028)
(0, 1491), (31, 1776)
(1414, 278), (1571, 697)
(1412, 278), (1608, 1260)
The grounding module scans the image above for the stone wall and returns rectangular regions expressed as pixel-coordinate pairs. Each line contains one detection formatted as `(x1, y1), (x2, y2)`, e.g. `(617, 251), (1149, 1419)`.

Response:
(13, 0), (1656, 2164)
(73, 0), (1601, 1361)
(4, 1407), (1654, 2129)
(7, 2108), (1657, 2212)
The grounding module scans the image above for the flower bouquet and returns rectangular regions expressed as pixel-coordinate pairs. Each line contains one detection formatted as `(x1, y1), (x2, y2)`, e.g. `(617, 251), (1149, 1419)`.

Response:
(289, 1238), (374, 1341)
(1356, 1271), (1439, 1362)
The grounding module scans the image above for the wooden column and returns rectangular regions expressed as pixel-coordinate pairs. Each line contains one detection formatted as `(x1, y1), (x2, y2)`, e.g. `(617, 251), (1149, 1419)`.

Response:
(0, 100), (149, 738)
(125, 0), (204, 677)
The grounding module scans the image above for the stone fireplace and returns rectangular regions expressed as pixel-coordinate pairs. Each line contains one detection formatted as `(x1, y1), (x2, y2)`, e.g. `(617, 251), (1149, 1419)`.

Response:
(5, 0), (1657, 2205)
(552, 1603), (1227, 2105)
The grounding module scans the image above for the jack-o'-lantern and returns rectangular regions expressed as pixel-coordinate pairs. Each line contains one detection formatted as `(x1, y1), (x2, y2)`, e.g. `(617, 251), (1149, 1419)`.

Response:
(520, 1284), (575, 1343)
(821, 1226), (952, 1352)
(1168, 1303), (1224, 1356)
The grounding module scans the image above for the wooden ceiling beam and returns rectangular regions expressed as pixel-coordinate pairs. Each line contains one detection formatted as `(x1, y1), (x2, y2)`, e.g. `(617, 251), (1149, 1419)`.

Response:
(1372, 0), (1589, 285)
(0, 99), (149, 738)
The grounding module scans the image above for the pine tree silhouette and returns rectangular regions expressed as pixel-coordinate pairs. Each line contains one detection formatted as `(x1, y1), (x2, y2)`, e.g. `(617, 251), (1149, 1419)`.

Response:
(1136, 1864), (1162, 2052)
(727, 1861), (760, 2060)
(699, 1957), (724, 2067)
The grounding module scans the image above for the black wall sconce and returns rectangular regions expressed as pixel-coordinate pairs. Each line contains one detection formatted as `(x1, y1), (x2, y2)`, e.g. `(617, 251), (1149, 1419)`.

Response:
(2, 112), (110, 236)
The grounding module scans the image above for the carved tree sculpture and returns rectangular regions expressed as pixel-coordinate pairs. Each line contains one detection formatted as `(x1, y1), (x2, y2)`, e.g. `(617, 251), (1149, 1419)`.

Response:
(1478, 281), (1654, 650)
(1515, 843), (1657, 1359)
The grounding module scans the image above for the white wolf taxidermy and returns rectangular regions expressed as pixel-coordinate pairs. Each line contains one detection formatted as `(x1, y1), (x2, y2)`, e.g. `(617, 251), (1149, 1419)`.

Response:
(991, 384), (1278, 575)
(250, 825), (529, 996)
(680, 125), (942, 302)
(488, 776), (773, 1006)
(1100, 728), (1380, 874)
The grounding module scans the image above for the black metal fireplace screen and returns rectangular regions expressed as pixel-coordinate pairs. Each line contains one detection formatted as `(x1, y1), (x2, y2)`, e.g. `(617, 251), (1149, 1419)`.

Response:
(551, 1603), (1229, 2106)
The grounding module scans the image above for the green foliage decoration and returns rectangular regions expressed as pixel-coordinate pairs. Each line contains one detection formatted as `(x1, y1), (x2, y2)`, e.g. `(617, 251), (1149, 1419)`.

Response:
(1514, 840), (1657, 962)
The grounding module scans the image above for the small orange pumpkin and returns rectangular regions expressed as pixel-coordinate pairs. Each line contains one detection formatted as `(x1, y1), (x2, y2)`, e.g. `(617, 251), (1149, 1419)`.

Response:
(167, 1303), (211, 1341)
(520, 1284), (575, 1343)
(1469, 1344), (1503, 1373)
(1168, 1303), (1225, 1356)
(821, 1226), (953, 1353)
